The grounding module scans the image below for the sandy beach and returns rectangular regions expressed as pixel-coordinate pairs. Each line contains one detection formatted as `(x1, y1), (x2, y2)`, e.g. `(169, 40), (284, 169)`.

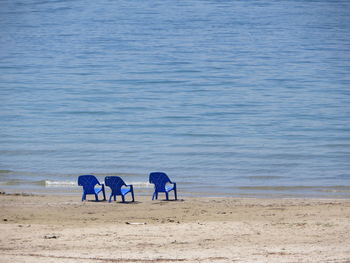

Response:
(0, 193), (349, 263)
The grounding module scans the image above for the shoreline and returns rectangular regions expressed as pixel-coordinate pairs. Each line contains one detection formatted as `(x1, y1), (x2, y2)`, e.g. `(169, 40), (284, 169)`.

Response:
(0, 193), (349, 262)
(1, 170), (350, 199)
(1, 185), (350, 200)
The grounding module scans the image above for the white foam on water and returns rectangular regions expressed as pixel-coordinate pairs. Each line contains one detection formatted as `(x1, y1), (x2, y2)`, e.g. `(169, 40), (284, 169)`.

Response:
(44, 180), (153, 188)
(128, 182), (153, 188)
(45, 180), (77, 187)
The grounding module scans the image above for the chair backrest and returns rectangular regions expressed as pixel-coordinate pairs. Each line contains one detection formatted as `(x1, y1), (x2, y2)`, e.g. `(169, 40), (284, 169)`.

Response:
(78, 175), (100, 194)
(149, 172), (171, 192)
(105, 176), (126, 195)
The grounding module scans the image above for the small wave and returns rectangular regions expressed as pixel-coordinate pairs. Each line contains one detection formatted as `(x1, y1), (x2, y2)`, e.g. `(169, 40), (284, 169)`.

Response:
(238, 185), (350, 192)
(45, 180), (152, 188)
(0, 180), (22, 185)
(247, 176), (285, 180)
(128, 182), (153, 188)
(0, 179), (153, 188)
(0, 170), (12, 173)
(45, 180), (77, 187)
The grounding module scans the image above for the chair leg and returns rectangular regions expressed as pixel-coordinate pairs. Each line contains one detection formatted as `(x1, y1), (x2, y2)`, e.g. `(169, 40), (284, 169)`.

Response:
(102, 185), (106, 201)
(122, 195), (125, 203)
(109, 194), (113, 203)
(165, 192), (169, 201)
(94, 194), (98, 201)
(82, 193), (85, 202)
(174, 189), (177, 200)
(131, 190), (135, 202)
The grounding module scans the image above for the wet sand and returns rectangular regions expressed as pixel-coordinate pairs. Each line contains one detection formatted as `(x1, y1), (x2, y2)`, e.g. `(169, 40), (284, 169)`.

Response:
(0, 193), (349, 262)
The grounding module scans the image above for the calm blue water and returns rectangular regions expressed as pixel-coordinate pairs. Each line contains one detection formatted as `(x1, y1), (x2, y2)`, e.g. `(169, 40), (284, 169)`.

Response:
(1, 0), (350, 197)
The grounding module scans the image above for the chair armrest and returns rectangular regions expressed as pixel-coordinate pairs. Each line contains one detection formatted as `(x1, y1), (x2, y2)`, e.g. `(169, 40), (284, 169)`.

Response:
(167, 182), (176, 189)
(96, 183), (105, 191)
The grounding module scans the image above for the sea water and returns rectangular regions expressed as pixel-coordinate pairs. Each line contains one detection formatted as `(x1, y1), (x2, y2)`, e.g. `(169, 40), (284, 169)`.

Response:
(1, 0), (350, 197)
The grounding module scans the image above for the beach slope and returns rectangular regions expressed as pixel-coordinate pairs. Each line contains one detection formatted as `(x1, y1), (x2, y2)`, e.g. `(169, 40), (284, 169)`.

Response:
(0, 194), (349, 263)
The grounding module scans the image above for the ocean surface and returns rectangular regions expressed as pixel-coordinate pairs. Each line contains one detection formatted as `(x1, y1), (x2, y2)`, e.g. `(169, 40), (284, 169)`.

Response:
(1, 0), (350, 197)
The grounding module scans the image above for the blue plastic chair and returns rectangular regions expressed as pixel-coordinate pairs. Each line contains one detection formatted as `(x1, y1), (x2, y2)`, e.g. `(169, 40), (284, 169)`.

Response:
(78, 175), (106, 201)
(149, 172), (177, 201)
(105, 176), (135, 203)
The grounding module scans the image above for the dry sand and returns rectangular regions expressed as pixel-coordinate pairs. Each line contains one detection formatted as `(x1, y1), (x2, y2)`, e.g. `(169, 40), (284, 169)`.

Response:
(0, 193), (349, 263)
